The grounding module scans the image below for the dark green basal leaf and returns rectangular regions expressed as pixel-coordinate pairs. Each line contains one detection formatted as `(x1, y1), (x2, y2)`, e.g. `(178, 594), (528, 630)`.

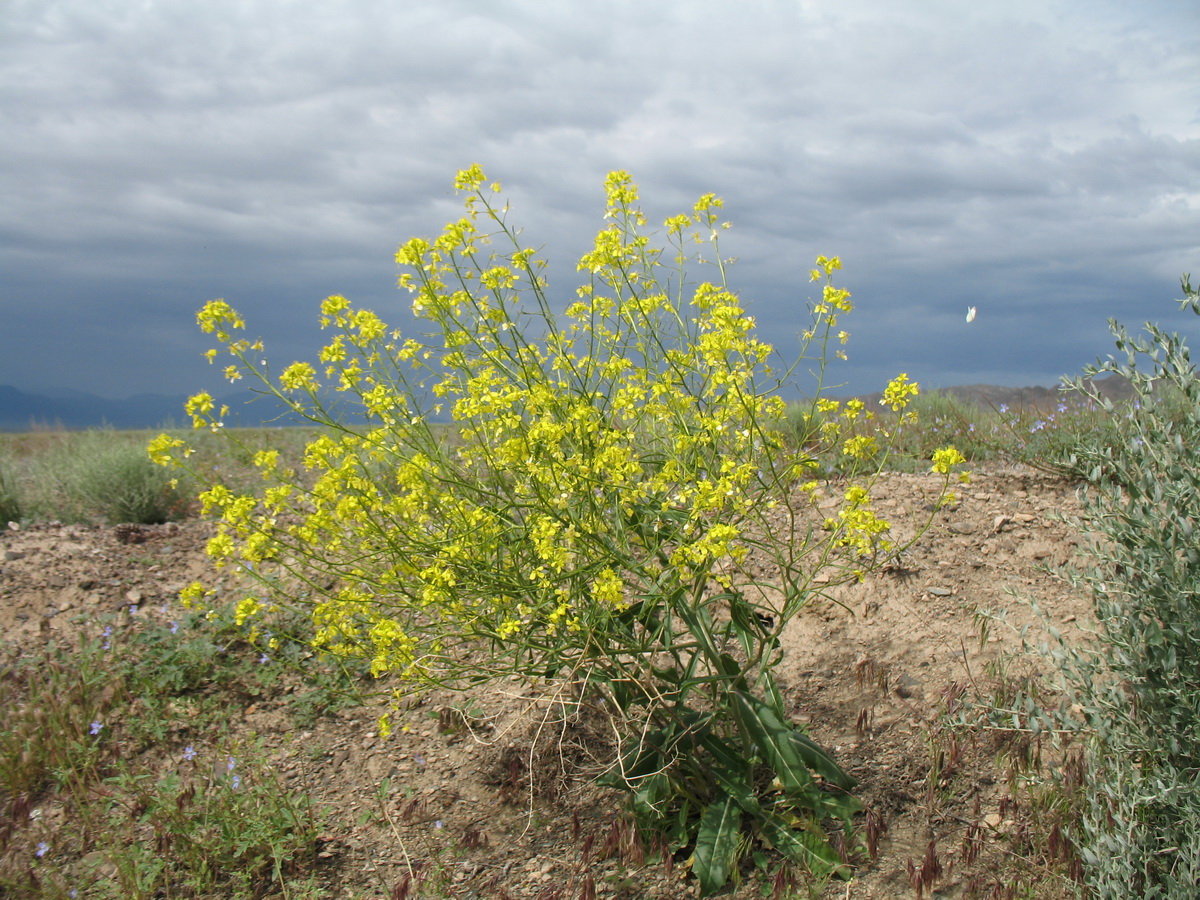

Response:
(733, 689), (855, 795)
(787, 729), (858, 792)
(759, 810), (852, 880)
(697, 731), (761, 814)
(691, 794), (743, 896)
(632, 770), (672, 819)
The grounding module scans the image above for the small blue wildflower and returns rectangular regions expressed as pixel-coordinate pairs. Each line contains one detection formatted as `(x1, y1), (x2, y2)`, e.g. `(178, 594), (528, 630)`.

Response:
(227, 756), (236, 773)
(129, 604), (138, 615)
(434, 820), (443, 830)
(90, 721), (102, 736)
(183, 745), (197, 761)
(232, 774), (242, 790)
(998, 403), (1009, 414)
(414, 753), (427, 767)
(170, 621), (179, 634)
(36, 841), (48, 858)
(259, 653), (269, 664)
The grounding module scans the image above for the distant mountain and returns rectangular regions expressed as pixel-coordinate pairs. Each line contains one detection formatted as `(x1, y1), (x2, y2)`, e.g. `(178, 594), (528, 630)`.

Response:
(848, 374), (1136, 412)
(0, 375), (1138, 433)
(939, 375), (1137, 410)
(0, 385), (304, 432)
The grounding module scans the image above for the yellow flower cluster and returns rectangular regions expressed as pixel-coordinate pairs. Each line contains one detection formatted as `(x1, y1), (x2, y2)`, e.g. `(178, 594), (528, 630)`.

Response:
(881, 373), (919, 411)
(151, 167), (968, 738)
(825, 485), (892, 557)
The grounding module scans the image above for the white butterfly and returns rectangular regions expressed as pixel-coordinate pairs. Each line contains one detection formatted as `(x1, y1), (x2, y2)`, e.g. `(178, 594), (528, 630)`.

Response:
(966, 306), (977, 323)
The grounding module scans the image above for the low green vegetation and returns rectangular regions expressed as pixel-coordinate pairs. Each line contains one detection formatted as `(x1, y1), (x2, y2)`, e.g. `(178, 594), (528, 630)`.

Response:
(0, 427), (316, 526)
(0, 600), (355, 898)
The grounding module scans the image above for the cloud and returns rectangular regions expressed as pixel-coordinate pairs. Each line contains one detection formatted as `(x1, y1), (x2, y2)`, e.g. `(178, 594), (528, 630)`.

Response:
(0, 0), (1196, 401)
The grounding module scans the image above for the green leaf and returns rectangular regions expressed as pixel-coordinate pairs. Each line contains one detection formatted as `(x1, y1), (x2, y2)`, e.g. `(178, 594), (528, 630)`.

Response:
(631, 770), (671, 819)
(697, 732), (760, 813)
(786, 730), (857, 791)
(759, 810), (851, 880)
(723, 591), (760, 658)
(690, 794), (742, 896)
(732, 690), (815, 794)
(733, 690), (858, 796)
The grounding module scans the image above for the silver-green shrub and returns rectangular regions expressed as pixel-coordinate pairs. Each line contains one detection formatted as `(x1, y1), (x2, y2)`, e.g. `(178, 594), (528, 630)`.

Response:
(42, 430), (190, 524)
(1052, 275), (1200, 898)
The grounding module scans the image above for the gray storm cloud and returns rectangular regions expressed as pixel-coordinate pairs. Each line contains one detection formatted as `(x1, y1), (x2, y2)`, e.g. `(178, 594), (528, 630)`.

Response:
(1, 0), (1196, 400)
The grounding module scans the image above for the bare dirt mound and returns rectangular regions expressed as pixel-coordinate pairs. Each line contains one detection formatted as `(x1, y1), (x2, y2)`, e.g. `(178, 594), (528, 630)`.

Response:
(0, 462), (1088, 898)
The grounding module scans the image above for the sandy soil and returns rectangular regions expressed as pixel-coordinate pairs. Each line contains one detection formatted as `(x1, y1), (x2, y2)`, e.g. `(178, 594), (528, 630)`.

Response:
(0, 461), (1090, 898)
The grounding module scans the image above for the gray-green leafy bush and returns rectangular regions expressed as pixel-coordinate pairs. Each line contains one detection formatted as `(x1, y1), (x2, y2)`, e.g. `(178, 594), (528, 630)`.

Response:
(0, 451), (21, 523)
(1039, 275), (1200, 898)
(7, 430), (191, 524)
(55, 430), (192, 524)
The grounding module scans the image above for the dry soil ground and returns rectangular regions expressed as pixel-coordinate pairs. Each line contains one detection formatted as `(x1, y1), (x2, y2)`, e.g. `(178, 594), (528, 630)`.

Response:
(0, 461), (1091, 899)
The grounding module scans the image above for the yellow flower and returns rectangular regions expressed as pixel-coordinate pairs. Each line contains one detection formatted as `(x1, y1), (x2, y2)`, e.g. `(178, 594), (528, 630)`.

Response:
(279, 362), (317, 392)
(147, 433), (185, 466)
(931, 446), (967, 474)
(179, 581), (210, 608)
(497, 619), (521, 639)
(591, 568), (627, 609)
(321, 294), (350, 318)
(880, 373), (919, 411)
(234, 597), (262, 626)
(185, 392), (215, 428)
(842, 434), (877, 459)
(454, 164), (487, 191)
(196, 299), (244, 334)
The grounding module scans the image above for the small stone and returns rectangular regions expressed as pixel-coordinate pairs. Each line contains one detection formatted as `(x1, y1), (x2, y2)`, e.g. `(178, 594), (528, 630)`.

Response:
(947, 522), (977, 535)
(927, 586), (954, 597)
(4, 550), (25, 561)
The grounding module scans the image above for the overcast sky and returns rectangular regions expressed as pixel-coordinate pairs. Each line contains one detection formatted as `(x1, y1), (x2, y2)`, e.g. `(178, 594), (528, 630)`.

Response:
(3, 0), (1198, 405)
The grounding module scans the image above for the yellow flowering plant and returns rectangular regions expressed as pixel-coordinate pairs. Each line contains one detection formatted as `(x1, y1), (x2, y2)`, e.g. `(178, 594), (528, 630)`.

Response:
(153, 167), (964, 893)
